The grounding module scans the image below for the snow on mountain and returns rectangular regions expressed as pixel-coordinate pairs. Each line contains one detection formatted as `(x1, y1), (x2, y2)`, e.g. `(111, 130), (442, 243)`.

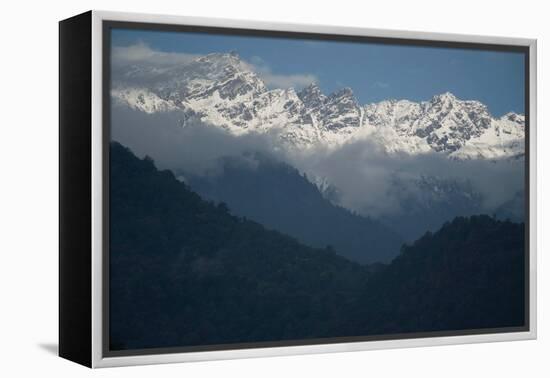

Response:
(112, 52), (525, 160)
(297, 84), (365, 145)
(449, 112), (525, 160)
(112, 87), (178, 113)
(360, 92), (525, 159)
(297, 83), (327, 109)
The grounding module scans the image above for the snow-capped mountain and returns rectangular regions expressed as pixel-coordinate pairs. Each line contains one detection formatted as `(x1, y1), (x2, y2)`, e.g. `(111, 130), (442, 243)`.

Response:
(362, 93), (524, 159)
(112, 52), (525, 160)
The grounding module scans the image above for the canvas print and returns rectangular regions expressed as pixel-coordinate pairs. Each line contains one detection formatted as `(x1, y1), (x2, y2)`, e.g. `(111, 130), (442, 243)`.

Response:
(107, 26), (527, 353)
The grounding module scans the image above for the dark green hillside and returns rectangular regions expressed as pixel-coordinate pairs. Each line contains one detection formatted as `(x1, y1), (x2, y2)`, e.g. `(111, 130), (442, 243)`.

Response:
(350, 215), (525, 335)
(109, 142), (525, 351)
(109, 142), (367, 350)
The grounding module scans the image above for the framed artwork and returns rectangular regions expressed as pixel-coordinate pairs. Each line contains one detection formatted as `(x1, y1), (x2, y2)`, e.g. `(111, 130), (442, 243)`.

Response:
(59, 10), (537, 368)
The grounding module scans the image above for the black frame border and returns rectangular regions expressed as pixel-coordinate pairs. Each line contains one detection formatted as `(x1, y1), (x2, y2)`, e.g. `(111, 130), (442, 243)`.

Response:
(101, 19), (531, 359)
(59, 11), (93, 367)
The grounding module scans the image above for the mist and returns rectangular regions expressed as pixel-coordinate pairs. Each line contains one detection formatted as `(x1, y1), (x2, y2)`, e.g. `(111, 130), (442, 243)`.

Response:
(111, 105), (283, 177)
(287, 139), (524, 217)
(112, 104), (525, 220)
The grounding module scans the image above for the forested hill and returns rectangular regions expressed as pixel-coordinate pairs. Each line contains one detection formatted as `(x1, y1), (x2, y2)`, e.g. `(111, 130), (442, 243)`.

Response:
(109, 142), (526, 351)
(109, 142), (367, 350)
(347, 215), (526, 335)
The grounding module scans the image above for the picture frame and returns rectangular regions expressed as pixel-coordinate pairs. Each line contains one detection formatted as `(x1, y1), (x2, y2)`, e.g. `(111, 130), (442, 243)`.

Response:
(59, 10), (537, 368)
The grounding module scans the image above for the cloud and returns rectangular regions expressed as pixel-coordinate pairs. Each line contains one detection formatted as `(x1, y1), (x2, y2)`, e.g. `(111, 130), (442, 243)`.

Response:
(112, 42), (199, 67)
(111, 43), (317, 90)
(111, 104), (283, 176)
(245, 55), (318, 89)
(286, 138), (524, 219)
(111, 43), (201, 87)
(261, 72), (318, 89)
(112, 103), (523, 222)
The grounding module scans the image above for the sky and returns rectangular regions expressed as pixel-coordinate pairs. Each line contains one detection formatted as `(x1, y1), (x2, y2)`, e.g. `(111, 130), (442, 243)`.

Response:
(112, 28), (526, 116)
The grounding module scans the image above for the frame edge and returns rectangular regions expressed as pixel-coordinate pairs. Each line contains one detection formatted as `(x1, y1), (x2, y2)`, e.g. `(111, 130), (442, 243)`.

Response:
(89, 10), (538, 368)
(59, 10), (93, 368)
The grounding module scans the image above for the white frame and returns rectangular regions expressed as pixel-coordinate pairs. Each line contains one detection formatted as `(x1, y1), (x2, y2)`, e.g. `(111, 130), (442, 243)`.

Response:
(90, 10), (537, 368)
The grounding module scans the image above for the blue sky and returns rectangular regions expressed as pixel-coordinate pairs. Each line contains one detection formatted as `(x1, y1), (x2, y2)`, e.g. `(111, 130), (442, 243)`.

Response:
(112, 29), (526, 116)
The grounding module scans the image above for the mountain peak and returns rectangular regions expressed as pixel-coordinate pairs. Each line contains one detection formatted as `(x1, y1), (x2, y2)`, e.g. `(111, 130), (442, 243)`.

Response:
(331, 87), (354, 98)
(298, 82), (327, 109)
(198, 51), (243, 66)
(501, 112), (524, 123)
(300, 82), (322, 95)
(431, 92), (458, 103)
(327, 88), (358, 109)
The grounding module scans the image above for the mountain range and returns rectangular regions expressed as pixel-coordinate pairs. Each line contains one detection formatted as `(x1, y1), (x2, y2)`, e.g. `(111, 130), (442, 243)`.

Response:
(112, 51), (525, 160)
(111, 50), (526, 249)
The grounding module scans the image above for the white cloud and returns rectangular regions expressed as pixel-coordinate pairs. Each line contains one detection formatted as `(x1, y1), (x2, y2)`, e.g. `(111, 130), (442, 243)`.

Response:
(112, 42), (199, 67)
(261, 72), (318, 89)
(246, 55), (317, 89)
(112, 43), (317, 90)
(112, 101), (524, 220)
